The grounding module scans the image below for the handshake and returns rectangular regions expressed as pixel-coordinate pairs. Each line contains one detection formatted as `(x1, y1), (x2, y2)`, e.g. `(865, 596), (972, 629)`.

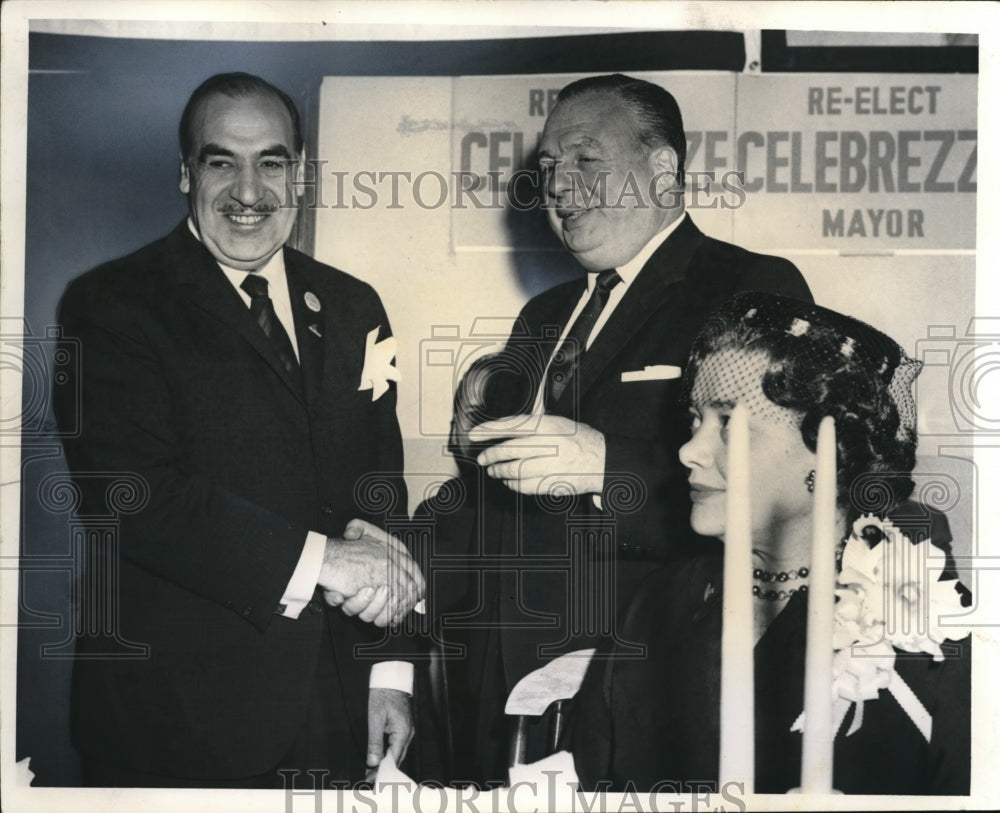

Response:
(318, 519), (425, 628)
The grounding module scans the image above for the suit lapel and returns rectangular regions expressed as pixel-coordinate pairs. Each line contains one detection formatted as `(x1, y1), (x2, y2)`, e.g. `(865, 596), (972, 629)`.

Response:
(541, 279), (588, 364)
(168, 224), (306, 404)
(291, 255), (371, 409)
(572, 215), (704, 401)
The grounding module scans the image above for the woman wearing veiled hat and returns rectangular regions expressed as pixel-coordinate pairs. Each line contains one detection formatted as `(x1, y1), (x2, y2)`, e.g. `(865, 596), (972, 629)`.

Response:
(573, 292), (971, 795)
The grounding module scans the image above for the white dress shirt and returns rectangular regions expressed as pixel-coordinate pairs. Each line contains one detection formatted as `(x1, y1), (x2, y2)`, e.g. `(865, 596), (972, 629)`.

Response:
(533, 212), (688, 414)
(532, 213), (687, 509)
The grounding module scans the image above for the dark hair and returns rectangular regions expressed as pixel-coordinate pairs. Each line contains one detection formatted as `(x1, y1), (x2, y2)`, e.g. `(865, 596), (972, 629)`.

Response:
(178, 72), (303, 160)
(556, 73), (687, 188)
(685, 292), (919, 513)
(447, 350), (539, 460)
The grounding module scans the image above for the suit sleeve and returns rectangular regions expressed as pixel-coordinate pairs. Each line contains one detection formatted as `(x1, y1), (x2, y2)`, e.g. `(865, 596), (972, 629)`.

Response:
(570, 652), (616, 791)
(379, 307), (425, 659)
(924, 637), (971, 794)
(55, 277), (307, 631)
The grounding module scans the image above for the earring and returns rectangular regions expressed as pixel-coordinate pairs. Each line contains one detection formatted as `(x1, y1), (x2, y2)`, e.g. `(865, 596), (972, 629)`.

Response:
(805, 470), (816, 493)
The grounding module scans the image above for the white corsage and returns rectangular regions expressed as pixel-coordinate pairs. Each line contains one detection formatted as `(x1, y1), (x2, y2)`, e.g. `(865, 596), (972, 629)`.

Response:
(358, 327), (400, 401)
(793, 514), (969, 742)
(836, 514), (970, 660)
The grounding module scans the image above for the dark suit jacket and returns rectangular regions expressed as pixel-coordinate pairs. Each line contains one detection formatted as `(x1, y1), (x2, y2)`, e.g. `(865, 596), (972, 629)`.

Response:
(54, 221), (408, 779)
(431, 215), (813, 719)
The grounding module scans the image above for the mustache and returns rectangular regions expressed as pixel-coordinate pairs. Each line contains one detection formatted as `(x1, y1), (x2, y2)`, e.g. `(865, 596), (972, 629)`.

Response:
(217, 204), (278, 215)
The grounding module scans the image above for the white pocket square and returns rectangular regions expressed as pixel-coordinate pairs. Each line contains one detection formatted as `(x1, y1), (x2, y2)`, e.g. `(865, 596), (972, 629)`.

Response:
(621, 365), (682, 383)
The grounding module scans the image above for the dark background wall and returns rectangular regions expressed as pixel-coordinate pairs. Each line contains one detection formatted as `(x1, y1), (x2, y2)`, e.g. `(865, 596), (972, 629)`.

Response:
(16, 29), (975, 787)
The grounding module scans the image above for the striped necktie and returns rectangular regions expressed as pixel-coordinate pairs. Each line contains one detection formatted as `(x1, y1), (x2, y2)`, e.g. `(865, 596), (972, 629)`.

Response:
(240, 273), (299, 377)
(545, 268), (622, 406)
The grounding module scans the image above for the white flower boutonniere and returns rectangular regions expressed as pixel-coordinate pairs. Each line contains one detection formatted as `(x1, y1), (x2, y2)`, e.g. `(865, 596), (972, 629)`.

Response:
(358, 326), (400, 402)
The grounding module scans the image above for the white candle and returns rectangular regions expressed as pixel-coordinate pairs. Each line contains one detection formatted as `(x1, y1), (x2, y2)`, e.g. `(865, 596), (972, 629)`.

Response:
(801, 416), (837, 793)
(719, 403), (754, 791)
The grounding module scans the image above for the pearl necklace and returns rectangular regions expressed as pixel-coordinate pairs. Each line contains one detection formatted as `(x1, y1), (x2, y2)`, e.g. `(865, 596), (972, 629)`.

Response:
(752, 566), (810, 601)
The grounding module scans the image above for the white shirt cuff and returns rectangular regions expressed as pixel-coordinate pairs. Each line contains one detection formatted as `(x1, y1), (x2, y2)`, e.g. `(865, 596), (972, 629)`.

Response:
(592, 494), (604, 511)
(370, 661), (414, 695)
(278, 531), (327, 618)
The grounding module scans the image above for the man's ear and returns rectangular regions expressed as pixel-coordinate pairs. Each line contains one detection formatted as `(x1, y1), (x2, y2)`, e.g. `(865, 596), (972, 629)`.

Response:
(179, 156), (191, 195)
(292, 150), (307, 199)
(651, 145), (680, 198)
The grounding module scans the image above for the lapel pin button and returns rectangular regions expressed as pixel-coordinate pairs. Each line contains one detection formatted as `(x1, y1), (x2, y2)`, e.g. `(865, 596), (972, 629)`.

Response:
(304, 292), (321, 312)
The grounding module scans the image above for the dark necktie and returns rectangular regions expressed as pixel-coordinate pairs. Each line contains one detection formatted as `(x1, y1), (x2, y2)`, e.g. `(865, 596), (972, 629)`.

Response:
(240, 273), (299, 377)
(545, 268), (622, 405)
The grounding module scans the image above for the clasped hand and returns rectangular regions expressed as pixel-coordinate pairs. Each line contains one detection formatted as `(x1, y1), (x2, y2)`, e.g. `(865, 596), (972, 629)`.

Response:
(469, 414), (606, 496)
(319, 519), (424, 627)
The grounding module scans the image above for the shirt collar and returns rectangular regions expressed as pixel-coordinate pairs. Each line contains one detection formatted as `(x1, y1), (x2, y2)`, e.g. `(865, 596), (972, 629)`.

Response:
(187, 216), (287, 285)
(612, 211), (688, 286)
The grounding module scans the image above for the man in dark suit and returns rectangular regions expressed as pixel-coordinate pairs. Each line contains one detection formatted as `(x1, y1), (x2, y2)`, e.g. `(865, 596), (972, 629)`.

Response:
(54, 73), (424, 787)
(432, 73), (814, 781)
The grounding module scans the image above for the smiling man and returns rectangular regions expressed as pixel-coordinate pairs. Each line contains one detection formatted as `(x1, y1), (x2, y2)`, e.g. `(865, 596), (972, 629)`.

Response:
(439, 73), (814, 782)
(179, 86), (303, 270)
(54, 73), (423, 788)
(537, 84), (682, 273)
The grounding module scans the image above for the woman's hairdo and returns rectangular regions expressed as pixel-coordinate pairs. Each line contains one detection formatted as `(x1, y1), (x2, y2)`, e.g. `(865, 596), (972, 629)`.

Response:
(685, 292), (923, 512)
